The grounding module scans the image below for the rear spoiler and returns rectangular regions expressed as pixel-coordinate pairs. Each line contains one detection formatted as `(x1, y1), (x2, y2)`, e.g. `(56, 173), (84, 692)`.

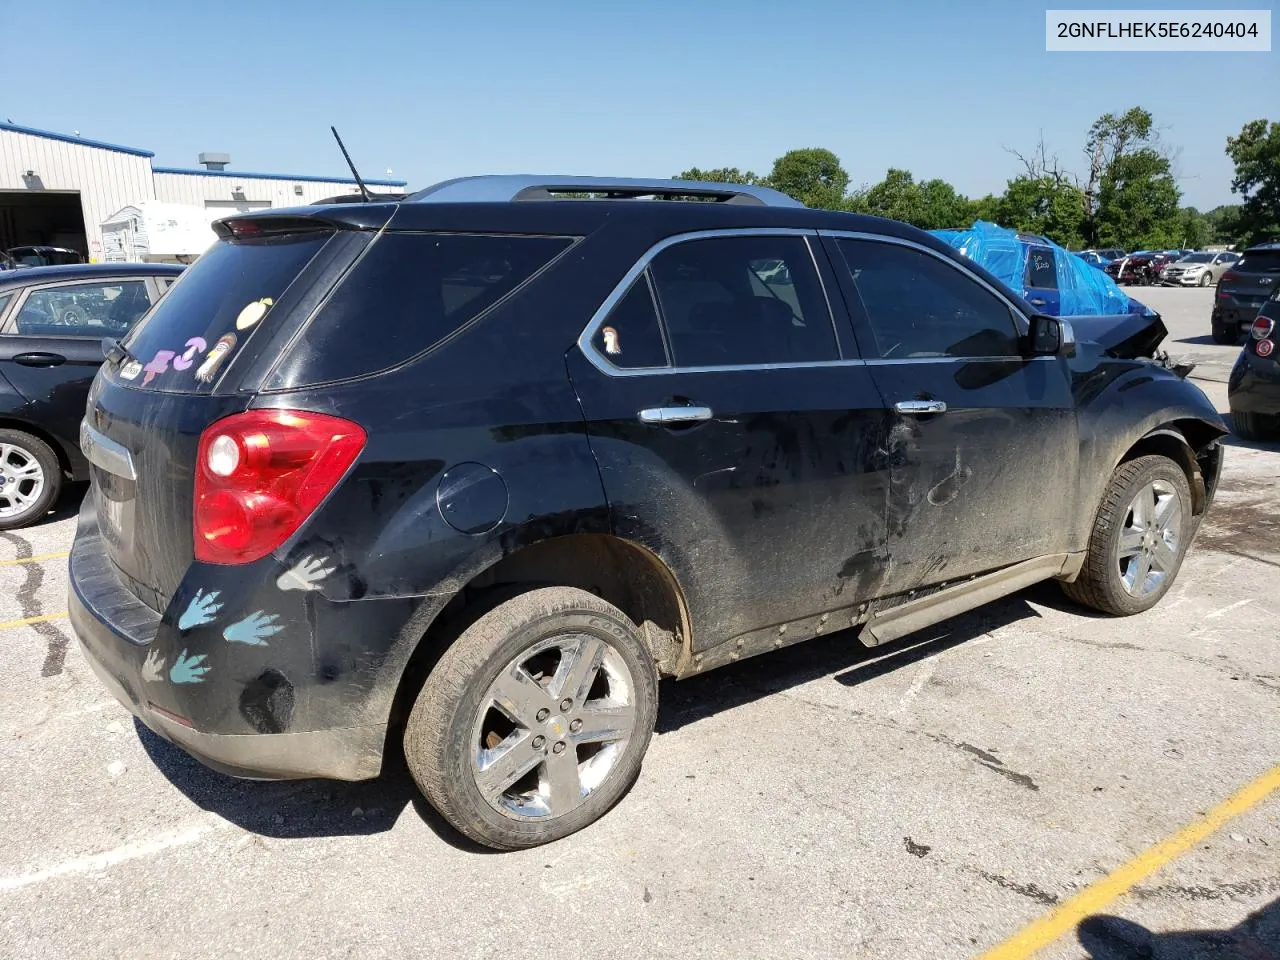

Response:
(211, 204), (398, 238)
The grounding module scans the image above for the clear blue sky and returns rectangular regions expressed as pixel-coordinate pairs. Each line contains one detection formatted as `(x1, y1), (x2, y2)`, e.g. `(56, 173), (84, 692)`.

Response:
(7, 0), (1277, 210)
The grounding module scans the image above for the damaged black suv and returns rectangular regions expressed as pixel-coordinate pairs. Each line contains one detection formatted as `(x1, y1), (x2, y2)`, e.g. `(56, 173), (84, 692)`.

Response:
(70, 176), (1225, 849)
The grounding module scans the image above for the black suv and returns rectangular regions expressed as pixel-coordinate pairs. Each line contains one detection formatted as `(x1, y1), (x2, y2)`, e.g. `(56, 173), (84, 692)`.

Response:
(69, 176), (1225, 849)
(1228, 286), (1280, 441)
(1212, 242), (1280, 343)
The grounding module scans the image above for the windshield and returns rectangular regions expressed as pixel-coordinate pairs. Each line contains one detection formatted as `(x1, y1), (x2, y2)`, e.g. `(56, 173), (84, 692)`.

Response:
(1235, 251), (1280, 273)
(1180, 253), (1212, 263)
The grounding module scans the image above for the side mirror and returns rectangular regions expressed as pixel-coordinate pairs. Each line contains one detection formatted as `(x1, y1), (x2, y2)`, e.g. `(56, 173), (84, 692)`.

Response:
(1027, 314), (1075, 357)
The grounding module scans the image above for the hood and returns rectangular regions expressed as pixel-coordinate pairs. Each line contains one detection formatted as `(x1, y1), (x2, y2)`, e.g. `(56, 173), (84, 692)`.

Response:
(1069, 309), (1167, 358)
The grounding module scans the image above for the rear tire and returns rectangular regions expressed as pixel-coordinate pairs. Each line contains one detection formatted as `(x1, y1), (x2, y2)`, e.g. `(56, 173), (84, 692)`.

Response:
(0, 429), (61, 531)
(1211, 324), (1237, 345)
(1061, 455), (1193, 616)
(1232, 410), (1280, 442)
(404, 586), (659, 850)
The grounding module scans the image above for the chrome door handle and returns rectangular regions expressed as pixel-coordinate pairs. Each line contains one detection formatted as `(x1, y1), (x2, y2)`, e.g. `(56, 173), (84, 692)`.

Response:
(638, 406), (713, 425)
(894, 399), (947, 415)
(1029, 298), (1046, 306)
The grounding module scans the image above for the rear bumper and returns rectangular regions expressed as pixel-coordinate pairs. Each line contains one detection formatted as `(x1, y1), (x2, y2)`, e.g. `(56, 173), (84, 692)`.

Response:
(68, 501), (386, 782)
(1213, 304), (1263, 329)
(1228, 354), (1280, 415)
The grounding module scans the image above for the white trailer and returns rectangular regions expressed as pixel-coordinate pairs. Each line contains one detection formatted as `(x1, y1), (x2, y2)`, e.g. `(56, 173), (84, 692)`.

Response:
(100, 201), (218, 263)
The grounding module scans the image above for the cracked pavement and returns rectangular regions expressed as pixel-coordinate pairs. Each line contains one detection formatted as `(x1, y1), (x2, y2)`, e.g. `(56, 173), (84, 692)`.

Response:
(0, 287), (1276, 959)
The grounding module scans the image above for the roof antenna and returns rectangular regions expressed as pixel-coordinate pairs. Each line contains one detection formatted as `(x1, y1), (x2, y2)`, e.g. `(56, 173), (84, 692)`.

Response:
(330, 126), (372, 202)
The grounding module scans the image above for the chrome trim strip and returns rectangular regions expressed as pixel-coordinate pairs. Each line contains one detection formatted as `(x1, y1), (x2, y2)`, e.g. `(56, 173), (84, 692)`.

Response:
(79, 419), (135, 481)
(577, 227), (847, 379)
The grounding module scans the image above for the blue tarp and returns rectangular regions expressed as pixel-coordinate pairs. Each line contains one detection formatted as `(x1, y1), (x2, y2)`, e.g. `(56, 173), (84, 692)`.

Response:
(929, 221), (1132, 317)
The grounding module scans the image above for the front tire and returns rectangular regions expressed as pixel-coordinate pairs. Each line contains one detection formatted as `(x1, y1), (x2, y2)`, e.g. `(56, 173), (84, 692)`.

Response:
(1061, 455), (1193, 616)
(0, 429), (61, 531)
(1199, 271), (1212, 287)
(404, 587), (659, 850)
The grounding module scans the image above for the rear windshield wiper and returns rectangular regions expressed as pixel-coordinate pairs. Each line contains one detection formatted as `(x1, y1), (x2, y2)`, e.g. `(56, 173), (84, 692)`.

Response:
(102, 338), (138, 366)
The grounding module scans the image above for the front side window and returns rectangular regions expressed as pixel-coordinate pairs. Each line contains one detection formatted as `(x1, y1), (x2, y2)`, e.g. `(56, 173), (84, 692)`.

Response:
(838, 239), (1021, 359)
(647, 235), (836, 367)
(10, 280), (152, 337)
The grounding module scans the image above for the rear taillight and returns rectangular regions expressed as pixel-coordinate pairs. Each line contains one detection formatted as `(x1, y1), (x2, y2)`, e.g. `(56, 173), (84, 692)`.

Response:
(1221, 271), (1239, 285)
(1252, 316), (1276, 340)
(194, 410), (366, 564)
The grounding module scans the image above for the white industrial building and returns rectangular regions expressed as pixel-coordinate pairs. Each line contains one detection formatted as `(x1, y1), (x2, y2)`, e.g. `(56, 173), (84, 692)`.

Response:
(0, 121), (406, 261)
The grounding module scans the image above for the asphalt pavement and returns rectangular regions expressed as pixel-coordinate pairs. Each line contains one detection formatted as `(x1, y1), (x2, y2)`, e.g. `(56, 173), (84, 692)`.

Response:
(1, 284), (1276, 960)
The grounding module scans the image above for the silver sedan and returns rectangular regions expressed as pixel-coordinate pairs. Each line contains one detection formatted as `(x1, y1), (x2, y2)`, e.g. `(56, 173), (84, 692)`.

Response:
(1162, 251), (1240, 286)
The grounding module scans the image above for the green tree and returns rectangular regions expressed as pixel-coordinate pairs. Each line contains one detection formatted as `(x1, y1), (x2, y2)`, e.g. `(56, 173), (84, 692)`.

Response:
(673, 166), (763, 186)
(1094, 147), (1182, 249)
(1225, 118), (1280, 246)
(1203, 204), (1244, 246)
(844, 169), (974, 229)
(767, 148), (849, 209)
(1176, 207), (1209, 249)
(995, 175), (1088, 248)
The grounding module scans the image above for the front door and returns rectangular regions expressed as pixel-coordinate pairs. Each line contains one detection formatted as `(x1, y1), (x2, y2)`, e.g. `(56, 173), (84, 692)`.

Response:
(823, 234), (1078, 594)
(568, 231), (891, 652)
(0, 277), (157, 452)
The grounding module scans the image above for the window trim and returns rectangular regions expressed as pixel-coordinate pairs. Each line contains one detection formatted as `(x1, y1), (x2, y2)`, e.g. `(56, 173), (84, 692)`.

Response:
(1, 277), (155, 337)
(577, 228), (855, 377)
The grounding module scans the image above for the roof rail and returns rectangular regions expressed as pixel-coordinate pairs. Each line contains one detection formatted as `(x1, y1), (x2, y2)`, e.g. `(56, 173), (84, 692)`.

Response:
(406, 175), (804, 208)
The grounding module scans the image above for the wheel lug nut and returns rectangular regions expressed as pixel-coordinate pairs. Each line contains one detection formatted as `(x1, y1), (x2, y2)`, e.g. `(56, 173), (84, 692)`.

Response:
(552, 741), (566, 754)
(570, 718), (582, 732)
(532, 735), (545, 749)
(559, 698), (573, 713)
(535, 708), (550, 722)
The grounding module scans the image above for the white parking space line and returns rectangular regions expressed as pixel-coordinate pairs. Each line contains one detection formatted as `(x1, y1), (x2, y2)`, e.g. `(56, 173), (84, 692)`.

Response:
(1205, 598), (1253, 619)
(0, 817), (235, 893)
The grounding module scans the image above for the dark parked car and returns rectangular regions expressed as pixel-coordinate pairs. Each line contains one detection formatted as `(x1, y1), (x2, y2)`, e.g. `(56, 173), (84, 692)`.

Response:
(1228, 287), (1280, 440)
(1212, 242), (1280, 344)
(69, 176), (1224, 850)
(0, 263), (182, 528)
(6, 245), (86, 267)
(1107, 251), (1179, 286)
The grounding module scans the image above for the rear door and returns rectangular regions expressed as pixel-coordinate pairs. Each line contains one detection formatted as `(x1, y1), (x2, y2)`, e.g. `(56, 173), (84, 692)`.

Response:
(823, 233), (1077, 593)
(0, 276), (159, 453)
(568, 230), (891, 653)
(1024, 245), (1061, 315)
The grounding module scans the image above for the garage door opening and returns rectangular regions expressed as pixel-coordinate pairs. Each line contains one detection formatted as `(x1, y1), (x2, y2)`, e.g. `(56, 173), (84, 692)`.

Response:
(0, 191), (87, 261)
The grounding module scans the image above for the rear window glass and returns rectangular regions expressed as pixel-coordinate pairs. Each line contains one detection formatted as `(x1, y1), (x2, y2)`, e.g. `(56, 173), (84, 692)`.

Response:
(1236, 251), (1280, 273)
(121, 233), (329, 392)
(271, 232), (573, 386)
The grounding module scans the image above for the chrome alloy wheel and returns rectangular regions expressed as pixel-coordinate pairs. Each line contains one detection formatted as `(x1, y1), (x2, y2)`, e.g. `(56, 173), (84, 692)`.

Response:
(471, 633), (637, 820)
(1116, 479), (1182, 597)
(0, 443), (46, 520)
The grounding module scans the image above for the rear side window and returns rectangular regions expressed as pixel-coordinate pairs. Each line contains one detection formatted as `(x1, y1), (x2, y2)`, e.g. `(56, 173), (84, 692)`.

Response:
(11, 280), (152, 337)
(594, 277), (668, 369)
(281, 233), (573, 385)
(647, 235), (836, 367)
(122, 232), (329, 392)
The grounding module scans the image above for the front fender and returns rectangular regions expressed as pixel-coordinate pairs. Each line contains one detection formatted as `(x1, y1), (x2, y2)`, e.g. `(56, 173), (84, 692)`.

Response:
(1070, 355), (1226, 549)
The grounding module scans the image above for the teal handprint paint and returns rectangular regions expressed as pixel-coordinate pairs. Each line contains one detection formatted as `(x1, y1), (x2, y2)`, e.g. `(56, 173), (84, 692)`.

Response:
(223, 611), (283, 646)
(169, 649), (209, 684)
(178, 589), (224, 630)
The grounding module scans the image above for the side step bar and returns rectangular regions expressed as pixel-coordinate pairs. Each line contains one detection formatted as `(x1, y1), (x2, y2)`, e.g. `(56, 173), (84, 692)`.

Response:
(859, 553), (1083, 648)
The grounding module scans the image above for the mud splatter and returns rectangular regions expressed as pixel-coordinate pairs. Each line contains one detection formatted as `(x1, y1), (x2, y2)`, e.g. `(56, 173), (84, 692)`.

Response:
(927, 448), (973, 506)
(904, 837), (932, 857)
(975, 870), (1059, 904)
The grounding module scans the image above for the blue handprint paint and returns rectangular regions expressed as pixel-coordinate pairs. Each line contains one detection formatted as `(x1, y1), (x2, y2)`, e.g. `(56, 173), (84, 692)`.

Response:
(178, 589), (224, 630)
(169, 649), (209, 684)
(223, 611), (284, 646)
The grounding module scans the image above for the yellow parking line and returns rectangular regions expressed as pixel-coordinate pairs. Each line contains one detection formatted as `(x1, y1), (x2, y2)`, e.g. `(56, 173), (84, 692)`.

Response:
(0, 612), (69, 631)
(978, 764), (1280, 959)
(0, 551), (69, 567)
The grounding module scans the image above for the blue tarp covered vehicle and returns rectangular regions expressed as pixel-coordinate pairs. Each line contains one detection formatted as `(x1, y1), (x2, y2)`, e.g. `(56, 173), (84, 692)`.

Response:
(929, 221), (1167, 358)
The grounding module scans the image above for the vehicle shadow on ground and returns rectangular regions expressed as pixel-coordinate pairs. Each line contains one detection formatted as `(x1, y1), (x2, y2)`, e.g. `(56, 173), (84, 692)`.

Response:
(1174, 334), (1235, 347)
(134, 719), (495, 853)
(1075, 898), (1279, 958)
(657, 583), (1068, 733)
(1220, 431), (1278, 452)
(135, 580), (1086, 851)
